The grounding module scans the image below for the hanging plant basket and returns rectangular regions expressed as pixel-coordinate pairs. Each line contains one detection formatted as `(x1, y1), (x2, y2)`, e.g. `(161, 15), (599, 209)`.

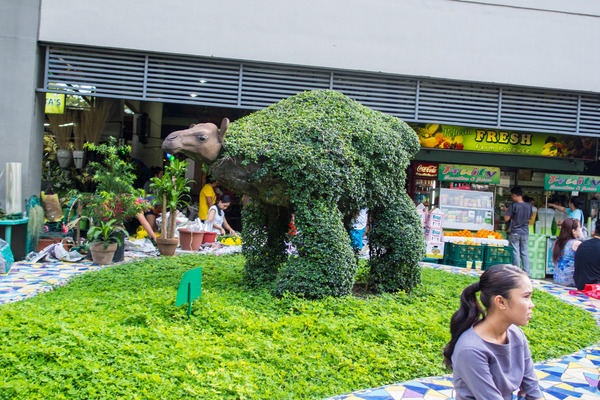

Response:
(72, 150), (85, 169)
(56, 149), (72, 169)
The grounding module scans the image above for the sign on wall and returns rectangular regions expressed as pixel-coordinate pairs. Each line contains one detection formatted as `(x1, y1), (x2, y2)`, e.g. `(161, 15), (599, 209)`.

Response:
(414, 162), (438, 178)
(544, 174), (600, 193)
(439, 164), (501, 184)
(45, 93), (65, 114)
(411, 123), (597, 160)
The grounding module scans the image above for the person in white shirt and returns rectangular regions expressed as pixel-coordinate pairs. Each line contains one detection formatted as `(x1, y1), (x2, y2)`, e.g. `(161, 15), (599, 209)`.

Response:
(205, 195), (236, 236)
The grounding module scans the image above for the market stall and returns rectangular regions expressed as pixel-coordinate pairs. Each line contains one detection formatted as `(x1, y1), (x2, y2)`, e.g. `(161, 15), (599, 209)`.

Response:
(539, 173), (600, 276)
(423, 163), (510, 268)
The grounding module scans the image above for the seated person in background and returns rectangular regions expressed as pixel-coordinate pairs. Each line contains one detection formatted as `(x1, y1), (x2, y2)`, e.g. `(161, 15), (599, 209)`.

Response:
(551, 218), (583, 287)
(574, 218), (600, 290)
(142, 166), (164, 233)
(136, 212), (158, 242)
(143, 166), (164, 193)
(205, 195), (236, 236)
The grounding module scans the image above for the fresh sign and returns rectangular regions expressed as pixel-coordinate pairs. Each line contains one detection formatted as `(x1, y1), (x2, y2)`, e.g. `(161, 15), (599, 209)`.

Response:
(411, 123), (598, 160)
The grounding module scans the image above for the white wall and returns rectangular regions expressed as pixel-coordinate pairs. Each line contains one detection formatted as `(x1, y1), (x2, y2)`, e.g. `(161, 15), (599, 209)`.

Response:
(38, 0), (600, 93)
(1, 0), (44, 207)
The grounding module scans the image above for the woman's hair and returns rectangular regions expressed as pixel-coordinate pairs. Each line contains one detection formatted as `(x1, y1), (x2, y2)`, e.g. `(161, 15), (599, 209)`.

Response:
(552, 217), (579, 263)
(570, 196), (584, 210)
(442, 264), (527, 370)
(220, 195), (232, 204)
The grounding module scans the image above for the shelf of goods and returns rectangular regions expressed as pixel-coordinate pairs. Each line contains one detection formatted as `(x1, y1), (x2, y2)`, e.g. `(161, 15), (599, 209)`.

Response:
(438, 188), (494, 231)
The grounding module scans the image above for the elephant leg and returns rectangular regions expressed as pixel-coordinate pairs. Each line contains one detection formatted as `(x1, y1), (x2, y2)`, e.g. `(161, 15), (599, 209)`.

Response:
(274, 199), (357, 298)
(242, 202), (289, 286)
(367, 191), (425, 293)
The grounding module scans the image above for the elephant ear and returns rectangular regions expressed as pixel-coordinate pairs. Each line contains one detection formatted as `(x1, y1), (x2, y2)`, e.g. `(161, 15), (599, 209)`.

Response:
(218, 118), (229, 143)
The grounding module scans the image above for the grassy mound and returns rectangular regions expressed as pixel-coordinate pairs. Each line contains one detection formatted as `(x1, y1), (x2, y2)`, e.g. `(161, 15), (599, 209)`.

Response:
(0, 255), (598, 399)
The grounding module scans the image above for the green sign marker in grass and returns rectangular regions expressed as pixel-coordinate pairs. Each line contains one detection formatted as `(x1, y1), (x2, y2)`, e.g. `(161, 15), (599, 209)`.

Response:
(176, 267), (202, 319)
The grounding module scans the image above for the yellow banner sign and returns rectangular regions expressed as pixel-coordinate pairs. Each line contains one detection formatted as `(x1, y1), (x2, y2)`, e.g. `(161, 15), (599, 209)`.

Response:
(45, 93), (65, 114)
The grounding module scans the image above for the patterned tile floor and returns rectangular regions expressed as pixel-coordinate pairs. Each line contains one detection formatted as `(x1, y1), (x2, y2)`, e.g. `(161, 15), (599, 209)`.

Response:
(1, 260), (600, 399)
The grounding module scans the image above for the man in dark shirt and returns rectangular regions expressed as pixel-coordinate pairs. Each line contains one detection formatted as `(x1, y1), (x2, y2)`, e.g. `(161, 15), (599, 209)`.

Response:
(574, 218), (600, 290)
(504, 187), (533, 276)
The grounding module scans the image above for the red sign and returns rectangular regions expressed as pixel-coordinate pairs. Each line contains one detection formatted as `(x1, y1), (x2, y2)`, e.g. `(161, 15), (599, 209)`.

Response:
(415, 163), (438, 178)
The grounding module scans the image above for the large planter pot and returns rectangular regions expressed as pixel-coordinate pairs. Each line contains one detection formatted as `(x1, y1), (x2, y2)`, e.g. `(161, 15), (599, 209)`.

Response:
(72, 150), (85, 169)
(201, 231), (217, 244)
(156, 237), (179, 256)
(89, 242), (117, 265)
(111, 231), (125, 262)
(178, 229), (204, 251)
(56, 149), (72, 169)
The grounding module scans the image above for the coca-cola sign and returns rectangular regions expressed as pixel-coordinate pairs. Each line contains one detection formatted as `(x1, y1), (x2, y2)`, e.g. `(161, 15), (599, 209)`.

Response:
(415, 163), (438, 177)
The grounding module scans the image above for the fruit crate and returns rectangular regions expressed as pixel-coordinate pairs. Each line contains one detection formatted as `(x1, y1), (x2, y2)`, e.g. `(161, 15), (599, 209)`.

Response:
(442, 242), (485, 268)
(483, 245), (513, 270)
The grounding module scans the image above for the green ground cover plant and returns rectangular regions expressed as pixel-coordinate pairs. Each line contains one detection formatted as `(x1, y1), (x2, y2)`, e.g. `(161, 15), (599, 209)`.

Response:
(0, 256), (598, 399)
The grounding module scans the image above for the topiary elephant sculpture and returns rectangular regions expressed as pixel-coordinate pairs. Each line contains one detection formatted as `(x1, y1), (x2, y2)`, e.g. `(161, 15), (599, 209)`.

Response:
(163, 90), (425, 298)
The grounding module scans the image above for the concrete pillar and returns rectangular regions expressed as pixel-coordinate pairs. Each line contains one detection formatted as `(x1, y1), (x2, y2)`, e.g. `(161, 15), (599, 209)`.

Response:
(0, 0), (44, 258)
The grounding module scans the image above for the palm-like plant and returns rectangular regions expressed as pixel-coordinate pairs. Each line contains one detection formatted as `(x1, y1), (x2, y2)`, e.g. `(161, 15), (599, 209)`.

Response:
(150, 159), (193, 239)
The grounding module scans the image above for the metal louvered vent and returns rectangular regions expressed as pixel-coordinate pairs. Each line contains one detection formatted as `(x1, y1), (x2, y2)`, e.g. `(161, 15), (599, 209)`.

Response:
(240, 64), (330, 108)
(500, 89), (579, 133)
(146, 55), (240, 106)
(418, 81), (499, 126)
(46, 46), (146, 97)
(42, 45), (600, 137)
(579, 95), (600, 135)
(332, 72), (417, 120)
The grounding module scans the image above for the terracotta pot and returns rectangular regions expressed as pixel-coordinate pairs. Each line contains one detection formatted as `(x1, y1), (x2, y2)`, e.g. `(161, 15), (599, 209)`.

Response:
(89, 242), (117, 265)
(178, 229), (204, 251)
(156, 237), (179, 256)
(201, 231), (217, 244)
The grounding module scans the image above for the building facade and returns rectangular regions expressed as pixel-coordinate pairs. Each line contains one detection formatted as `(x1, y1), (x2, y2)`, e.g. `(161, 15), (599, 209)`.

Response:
(2, 0), (600, 205)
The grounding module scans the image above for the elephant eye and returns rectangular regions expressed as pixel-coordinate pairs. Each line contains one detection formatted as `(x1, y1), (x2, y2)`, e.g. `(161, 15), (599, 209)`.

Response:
(198, 135), (207, 143)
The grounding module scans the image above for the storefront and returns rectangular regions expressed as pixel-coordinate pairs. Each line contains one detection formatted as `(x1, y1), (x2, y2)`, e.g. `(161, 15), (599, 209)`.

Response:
(411, 123), (599, 276)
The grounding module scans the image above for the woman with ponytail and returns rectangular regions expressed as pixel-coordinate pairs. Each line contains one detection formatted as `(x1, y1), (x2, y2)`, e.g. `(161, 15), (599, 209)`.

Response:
(442, 264), (542, 400)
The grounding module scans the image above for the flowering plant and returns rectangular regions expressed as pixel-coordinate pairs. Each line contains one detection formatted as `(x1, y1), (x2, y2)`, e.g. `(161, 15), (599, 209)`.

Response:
(83, 191), (149, 225)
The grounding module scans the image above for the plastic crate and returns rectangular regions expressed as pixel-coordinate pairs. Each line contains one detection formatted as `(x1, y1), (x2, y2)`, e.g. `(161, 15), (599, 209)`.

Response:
(483, 245), (513, 270)
(443, 242), (485, 268)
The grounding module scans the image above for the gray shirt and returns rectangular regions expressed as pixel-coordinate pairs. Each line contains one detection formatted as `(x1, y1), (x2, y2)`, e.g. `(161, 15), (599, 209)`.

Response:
(506, 202), (532, 235)
(451, 325), (542, 400)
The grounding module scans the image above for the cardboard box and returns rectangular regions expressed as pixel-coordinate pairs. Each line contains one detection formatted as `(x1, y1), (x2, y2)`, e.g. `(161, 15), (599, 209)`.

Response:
(425, 241), (445, 259)
(416, 203), (428, 228)
(425, 228), (443, 242)
(427, 208), (444, 228)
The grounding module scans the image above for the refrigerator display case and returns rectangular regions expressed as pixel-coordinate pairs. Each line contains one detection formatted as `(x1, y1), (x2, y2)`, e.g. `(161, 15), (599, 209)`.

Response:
(438, 188), (494, 231)
(410, 162), (438, 207)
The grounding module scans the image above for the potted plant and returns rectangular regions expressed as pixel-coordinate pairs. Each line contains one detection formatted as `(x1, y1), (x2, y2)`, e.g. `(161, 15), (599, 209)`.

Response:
(150, 159), (193, 256)
(87, 219), (126, 265)
(82, 137), (149, 260)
